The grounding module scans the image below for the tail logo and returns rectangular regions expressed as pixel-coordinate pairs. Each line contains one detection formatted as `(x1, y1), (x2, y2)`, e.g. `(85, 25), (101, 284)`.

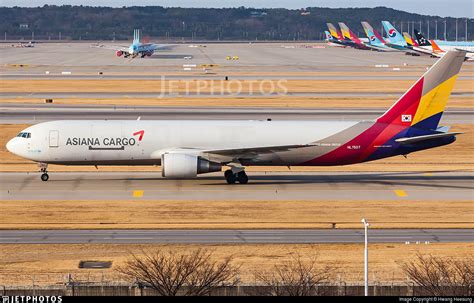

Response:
(388, 29), (397, 37)
(370, 36), (376, 42)
(401, 115), (412, 123)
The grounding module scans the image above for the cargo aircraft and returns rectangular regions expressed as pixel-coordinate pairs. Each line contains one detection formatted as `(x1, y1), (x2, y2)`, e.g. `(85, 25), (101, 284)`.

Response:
(6, 51), (466, 184)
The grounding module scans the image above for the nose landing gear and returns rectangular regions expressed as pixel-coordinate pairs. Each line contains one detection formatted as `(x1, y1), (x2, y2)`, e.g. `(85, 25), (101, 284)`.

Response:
(224, 169), (248, 184)
(39, 163), (49, 181)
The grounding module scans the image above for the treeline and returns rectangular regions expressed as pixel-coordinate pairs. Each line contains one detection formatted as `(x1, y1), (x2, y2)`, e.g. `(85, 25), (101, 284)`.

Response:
(0, 5), (472, 41)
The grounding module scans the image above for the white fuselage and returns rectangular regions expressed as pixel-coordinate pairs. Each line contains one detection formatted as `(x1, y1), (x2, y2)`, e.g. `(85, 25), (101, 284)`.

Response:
(6, 120), (360, 166)
(418, 45), (474, 60)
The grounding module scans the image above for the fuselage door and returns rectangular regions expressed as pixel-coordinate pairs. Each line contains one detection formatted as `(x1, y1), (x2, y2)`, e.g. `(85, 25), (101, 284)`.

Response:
(49, 130), (59, 147)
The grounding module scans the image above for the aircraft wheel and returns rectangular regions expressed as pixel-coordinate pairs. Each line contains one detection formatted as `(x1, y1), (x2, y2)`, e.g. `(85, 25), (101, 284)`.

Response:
(237, 171), (248, 184)
(41, 173), (49, 182)
(224, 169), (233, 179)
(226, 173), (237, 184)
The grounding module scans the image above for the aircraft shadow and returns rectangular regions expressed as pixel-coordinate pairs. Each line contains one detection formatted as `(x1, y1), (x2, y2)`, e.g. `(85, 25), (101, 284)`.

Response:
(199, 173), (474, 190)
(149, 54), (193, 59)
(50, 171), (474, 191)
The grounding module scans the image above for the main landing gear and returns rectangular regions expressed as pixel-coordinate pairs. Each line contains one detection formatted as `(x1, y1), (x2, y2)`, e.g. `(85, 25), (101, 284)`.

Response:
(224, 169), (248, 184)
(39, 163), (49, 181)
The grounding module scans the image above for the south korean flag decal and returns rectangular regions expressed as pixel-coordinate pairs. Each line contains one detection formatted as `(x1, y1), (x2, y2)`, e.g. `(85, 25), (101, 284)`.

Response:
(401, 114), (412, 123)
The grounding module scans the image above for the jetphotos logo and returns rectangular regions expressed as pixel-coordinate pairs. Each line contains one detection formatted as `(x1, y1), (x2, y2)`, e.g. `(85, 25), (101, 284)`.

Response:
(155, 76), (288, 98)
(2, 296), (62, 303)
(65, 130), (145, 150)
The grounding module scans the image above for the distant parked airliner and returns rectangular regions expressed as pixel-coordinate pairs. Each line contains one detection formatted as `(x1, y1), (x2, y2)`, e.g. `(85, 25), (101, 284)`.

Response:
(6, 51), (466, 184)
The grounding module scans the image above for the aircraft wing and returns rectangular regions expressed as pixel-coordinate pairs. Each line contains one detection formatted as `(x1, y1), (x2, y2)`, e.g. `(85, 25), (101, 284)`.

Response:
(148, 44), (174, 51)
(364, 43), (397, 52)
(197, 143), (317, 163)
(91, 44), (129, 52)
(410, 46), (442, 57)
(456, 48), (474, 53)
(395, 132), (462, 144)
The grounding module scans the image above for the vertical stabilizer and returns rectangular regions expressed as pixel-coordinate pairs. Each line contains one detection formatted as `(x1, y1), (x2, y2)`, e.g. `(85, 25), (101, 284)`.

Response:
(403, 32), (419, 46)
(326, 23), (343, 40)
(338, 22), (363, 44)
(377, 50), (466, 130)
(414, 29), (431, 46)
(133, 29), (141, 43)
(382, 21), (407, 46)
(361, 21), (385, 46)
(430, 40), (445, 53)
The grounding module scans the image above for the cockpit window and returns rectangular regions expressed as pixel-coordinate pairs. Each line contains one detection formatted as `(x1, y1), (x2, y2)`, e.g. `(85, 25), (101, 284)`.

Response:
(16, 132), (31, 138)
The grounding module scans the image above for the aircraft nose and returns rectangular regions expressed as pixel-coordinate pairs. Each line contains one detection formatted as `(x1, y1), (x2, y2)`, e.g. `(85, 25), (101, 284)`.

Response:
(6, 138), (20, 156)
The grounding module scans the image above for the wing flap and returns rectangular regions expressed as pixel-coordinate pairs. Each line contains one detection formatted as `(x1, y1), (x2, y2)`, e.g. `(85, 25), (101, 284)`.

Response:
(202, 144), (315, 158)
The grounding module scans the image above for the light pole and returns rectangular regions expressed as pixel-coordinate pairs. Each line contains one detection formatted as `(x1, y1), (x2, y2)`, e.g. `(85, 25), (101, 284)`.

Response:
(444, 19), (447, 40)
(361, 218), (370, 296)
(456, 19), (458, 41)
(427, 20), (430, 40)
(435, 20), (438, 40)
(465, 19), (468, 41)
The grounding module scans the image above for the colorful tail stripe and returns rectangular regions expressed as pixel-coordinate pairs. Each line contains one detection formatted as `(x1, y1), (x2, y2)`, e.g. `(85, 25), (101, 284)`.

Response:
(300, 51), (466, 166)
(403, 32), (419, 46)
(327, 23), (343, 40)
(430, 40), (445, 53)
(338, 22), (363, 44)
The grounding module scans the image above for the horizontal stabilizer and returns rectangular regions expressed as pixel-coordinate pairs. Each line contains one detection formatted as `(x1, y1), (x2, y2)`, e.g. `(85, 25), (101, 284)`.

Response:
(436, 126), (451, 133)
(395, 132), (462, 144)
(456, 48), (474, 53)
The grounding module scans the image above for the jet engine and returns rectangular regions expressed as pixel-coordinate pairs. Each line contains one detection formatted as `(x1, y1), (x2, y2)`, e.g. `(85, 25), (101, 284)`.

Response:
(161, 153), (221, 178)
(116, 50), (123, 57)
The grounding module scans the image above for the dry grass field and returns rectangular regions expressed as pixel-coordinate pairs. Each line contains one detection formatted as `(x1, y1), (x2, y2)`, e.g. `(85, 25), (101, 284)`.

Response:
(1, 79), (473, 93)
(0, 200), (472, 230)
(2, 96), (473, 108)
(1, 243), (472, 285)
(1, 124), (472, 172)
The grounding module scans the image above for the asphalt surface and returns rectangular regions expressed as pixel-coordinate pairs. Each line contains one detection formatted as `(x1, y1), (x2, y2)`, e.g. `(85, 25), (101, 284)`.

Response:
(1, 171), (472, 201)
(3, 74), (473, 80)
(1, 104), (472, 124)
(0, 229), (472, 244)
(0, 42), (446, 69)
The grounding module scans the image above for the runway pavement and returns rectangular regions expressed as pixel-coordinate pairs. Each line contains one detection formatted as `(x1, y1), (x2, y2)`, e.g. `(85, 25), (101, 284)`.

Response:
(1, 104), (473, 124)
(4, 74), (474, 80)
(0, 229), (472, 244)
(1, 171), (472, 201)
